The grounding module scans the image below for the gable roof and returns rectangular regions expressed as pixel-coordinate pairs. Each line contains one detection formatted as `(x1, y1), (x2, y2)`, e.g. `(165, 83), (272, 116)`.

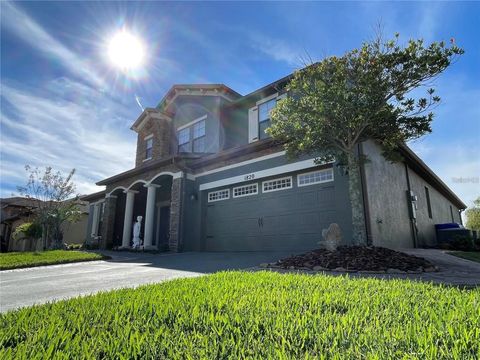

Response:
(156, 84), (242, 112)
(130, 84), (242, 132)
(130, 108), (169, 132)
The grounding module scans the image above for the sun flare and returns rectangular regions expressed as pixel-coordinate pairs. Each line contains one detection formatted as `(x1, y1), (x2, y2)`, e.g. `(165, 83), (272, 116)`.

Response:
(107, 30), (145, 70)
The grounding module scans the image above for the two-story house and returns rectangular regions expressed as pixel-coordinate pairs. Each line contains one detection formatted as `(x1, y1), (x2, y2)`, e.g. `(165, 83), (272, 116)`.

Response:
(82, 75), (466, 252)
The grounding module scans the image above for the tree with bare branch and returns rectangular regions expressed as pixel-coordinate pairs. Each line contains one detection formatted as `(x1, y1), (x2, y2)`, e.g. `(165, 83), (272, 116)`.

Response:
(17, 166), (82, 249)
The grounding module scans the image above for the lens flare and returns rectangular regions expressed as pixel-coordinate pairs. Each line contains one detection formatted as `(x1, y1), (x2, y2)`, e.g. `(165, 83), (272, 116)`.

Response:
(108, 30), (145, 70)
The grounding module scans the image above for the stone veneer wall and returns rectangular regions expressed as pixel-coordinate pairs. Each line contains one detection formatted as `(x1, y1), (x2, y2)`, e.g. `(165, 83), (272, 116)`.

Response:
(168, 177), (184, 252)
(135, 116), (172, 167)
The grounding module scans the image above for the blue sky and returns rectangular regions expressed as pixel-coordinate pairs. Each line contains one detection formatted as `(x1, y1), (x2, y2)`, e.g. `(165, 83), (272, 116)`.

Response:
(1, 1), (479, 207)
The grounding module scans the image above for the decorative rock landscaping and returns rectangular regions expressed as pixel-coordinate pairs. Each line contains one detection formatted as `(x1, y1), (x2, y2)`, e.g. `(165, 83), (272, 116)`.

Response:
(262, 246), (438, 273)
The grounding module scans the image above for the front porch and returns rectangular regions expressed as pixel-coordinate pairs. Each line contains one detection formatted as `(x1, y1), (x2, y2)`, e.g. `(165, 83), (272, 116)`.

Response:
(96, 170), (185, 252)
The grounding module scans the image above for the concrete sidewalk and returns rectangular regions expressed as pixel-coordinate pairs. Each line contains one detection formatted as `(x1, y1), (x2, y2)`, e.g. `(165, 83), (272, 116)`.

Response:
(399, 248), (480, 286)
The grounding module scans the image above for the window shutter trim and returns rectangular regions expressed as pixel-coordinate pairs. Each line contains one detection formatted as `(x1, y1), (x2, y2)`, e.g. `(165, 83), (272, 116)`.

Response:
(248, 106), (259, 143)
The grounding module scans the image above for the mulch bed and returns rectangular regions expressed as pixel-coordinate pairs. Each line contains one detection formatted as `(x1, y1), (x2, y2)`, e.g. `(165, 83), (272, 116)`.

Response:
(267, 246), (437, 273)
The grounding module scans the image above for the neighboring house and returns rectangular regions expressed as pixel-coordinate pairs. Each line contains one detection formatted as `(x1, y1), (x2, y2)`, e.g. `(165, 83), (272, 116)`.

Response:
(0, 197), (37, 252)
(0, 197), (89, 252)
(82, 76), (466, 252)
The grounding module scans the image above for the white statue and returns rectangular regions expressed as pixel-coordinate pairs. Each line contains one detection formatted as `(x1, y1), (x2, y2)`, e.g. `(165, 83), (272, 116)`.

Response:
(132, 216), (143, 249)
(321, 223), (343, 251)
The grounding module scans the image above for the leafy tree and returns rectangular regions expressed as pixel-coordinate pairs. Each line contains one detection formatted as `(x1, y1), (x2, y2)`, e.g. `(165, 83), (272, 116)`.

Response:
(269, 34), (463, 245)
(466, 197), (480, 231)
(17, 166), (82, 249)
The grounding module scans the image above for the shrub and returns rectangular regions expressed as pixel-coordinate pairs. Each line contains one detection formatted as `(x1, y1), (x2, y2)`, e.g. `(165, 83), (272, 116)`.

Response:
(12, 222), (42, 240)
(449, 235), (475, 251)
(65, 243), (83, 250)
(83, 242), (99, 250)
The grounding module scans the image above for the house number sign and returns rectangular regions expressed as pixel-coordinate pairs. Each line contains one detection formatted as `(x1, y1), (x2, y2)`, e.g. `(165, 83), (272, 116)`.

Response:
(244, 173), (255, 181)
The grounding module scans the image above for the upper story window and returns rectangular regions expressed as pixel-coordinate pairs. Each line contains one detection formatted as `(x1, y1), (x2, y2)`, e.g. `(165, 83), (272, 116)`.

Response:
(178, 127), (190, 153)
(258, 98), (276, 140)
(192, 120), (206, 153)
(249, 93), (287, 143)
(425, 187), (433, 219)
(145, 136), (153, 160)
(177, 116), (206, 154)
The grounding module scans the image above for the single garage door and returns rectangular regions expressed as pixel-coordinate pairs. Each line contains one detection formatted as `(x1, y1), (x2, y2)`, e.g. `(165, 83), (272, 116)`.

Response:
(204, 171), (336, 251)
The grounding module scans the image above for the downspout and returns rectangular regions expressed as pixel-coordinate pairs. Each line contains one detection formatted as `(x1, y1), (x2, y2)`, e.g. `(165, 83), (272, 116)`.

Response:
(358, 143), (372, 246)
(404, 163), (418, 248)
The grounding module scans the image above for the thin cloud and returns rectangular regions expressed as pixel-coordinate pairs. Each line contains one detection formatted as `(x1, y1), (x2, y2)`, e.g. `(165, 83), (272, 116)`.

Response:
(249, 34), (307, 68)
(1, 2), (105, 88)
(135, 94), (145, 111)
(1, 79), (138, 197)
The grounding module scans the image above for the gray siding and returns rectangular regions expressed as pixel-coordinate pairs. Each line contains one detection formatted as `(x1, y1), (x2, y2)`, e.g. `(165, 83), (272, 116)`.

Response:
(362, 140), (462, 248)
(222, 101), (249, 150)
(182, 178), (203, 251)
(407, 166), (462, 247)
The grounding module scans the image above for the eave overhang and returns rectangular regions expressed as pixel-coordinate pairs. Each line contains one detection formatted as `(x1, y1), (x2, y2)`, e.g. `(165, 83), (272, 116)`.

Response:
(95, 156), (193, 186)
(130, 108), (171, 133)
(399, 144), (467, 210)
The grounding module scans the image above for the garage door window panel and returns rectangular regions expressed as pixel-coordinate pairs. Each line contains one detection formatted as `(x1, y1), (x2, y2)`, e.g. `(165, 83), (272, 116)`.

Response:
(208, 189), (230, 202)
(233, 183), (258, 198)
(298, 169), (334, 187)
(262, 177), (293, 193)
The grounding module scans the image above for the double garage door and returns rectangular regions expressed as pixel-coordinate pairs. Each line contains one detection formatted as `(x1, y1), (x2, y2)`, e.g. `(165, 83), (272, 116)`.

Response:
(204, 170), (336, 251)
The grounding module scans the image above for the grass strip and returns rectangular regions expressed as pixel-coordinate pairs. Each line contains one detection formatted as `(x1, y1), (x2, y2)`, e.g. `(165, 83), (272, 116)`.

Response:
(447, 251), (480, 263)
(0, 250), (105, 270)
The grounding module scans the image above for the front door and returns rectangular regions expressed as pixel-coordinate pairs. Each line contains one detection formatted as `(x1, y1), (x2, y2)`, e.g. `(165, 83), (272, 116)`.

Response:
(157, 206), (170, 250)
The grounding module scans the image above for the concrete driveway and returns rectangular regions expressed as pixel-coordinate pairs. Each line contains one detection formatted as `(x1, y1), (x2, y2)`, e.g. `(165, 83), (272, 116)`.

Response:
(0, 250), (294, 313)
(2, 249), (478, 313)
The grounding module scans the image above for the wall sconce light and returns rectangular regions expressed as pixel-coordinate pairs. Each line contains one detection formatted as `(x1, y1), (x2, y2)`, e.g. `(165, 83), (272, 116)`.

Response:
(189, 193), (198, 201)
(335, 163), (348, 176)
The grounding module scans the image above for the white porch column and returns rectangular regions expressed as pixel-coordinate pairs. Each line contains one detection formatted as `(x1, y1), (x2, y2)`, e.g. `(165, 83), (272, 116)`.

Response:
(121, 190), (137, 248)
(91, 203), (100, 237)
(143, 184), (159, 249)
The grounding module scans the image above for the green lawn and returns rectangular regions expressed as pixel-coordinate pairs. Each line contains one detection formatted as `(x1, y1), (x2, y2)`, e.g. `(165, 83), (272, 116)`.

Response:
(448, 251), (480, 263)
(1, 272), (479, 359)
(0, 250), (104, 270)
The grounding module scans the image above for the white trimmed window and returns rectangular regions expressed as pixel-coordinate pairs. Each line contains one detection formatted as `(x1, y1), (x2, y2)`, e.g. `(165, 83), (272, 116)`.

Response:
(208, 189), (230, 202)
(178, 128), (190, 152)
(193, 120), (206, 153)
(262, 176), (292, 193)
(298, 168), (334, 187)
(145, 137), (153, 160)
(233, 183), (258, 198)
(177, 116), (207, 154)
(258, 98), (276, 140)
